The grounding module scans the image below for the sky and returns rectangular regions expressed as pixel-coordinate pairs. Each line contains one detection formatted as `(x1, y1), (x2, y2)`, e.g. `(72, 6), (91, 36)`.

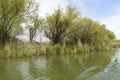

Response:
(38, 0), (120, 39)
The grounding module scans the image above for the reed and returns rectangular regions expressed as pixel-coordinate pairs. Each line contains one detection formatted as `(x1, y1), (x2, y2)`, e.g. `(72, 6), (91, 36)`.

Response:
(0, 42), (116, 58)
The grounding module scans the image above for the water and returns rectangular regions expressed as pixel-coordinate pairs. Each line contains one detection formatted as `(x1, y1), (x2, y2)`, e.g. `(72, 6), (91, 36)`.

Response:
(0, 50), (120, 80)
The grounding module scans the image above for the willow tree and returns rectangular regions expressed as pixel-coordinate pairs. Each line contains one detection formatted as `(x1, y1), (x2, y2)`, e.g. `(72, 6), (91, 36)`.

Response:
(0, 0), (37, 47)
(45, 6), (81, 44)
(68, 18), (115, 45)
(27, 15), (44, 43)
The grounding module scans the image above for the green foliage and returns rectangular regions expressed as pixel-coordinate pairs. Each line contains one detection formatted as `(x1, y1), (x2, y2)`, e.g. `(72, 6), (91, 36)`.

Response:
(67, 18), (115, 45)
(44, 6), (115, 47)
(45, 6), (81, 44)
(0, 0), (37, 47)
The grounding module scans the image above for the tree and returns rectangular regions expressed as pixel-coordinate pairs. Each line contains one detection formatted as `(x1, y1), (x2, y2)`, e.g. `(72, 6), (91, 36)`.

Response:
(45, 6), (81, 44)
(27, 15), (43, 42)
(67, 18), (115, 45)
(0, 0), (38, 47)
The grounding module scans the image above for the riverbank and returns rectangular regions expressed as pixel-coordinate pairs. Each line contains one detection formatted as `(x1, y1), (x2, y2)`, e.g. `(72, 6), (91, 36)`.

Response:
(0, 42), (115, 58)
(111, 40), (120, 48)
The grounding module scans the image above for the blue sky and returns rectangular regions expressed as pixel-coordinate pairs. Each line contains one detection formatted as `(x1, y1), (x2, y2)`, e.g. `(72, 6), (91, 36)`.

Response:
(37, 0), (120, 41)
(67, 0), (120, 18)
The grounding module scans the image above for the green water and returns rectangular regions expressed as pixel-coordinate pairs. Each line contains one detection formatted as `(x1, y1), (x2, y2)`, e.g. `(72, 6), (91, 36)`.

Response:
(0, 50), (120, 80)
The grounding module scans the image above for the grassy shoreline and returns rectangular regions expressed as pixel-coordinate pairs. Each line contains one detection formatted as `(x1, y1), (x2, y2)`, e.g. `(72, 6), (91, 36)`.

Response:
(0, 42), (116, 58)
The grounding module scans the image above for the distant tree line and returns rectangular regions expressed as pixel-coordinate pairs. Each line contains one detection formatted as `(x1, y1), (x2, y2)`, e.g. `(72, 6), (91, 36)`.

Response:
(0, 1), (115, 48)
(44, 6), (115, 45)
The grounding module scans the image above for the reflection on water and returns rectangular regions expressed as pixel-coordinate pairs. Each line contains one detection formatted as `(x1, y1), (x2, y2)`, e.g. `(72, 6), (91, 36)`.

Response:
(0, 50), (120, 80)
(89, 50), (120, 80)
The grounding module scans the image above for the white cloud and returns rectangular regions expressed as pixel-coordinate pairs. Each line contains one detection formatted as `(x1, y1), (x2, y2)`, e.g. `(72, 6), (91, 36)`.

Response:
(38, 0), (69, 17)
(96, 13), (120, 39)
(95, 4), (120, 39)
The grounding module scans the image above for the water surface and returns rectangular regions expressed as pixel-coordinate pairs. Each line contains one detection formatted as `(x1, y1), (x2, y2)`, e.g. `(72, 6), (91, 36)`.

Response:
(0, 50), (120, 80)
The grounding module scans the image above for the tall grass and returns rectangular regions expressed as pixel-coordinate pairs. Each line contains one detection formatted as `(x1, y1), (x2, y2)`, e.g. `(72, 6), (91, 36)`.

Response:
(111, 40), (120, 48)
(0, 41), (116, 58)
